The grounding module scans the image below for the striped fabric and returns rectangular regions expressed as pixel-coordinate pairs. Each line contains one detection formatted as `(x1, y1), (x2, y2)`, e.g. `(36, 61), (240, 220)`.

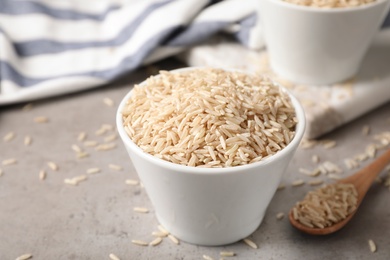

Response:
(0, 0), (389, 105)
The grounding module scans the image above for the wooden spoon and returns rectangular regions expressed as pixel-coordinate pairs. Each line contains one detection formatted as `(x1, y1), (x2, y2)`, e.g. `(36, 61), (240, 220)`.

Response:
(289, 148), (390, 235)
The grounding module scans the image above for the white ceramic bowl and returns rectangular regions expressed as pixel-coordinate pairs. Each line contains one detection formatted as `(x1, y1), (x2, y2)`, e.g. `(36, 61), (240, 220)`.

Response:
(116, 68), (306, 246)
(258, 0), (390, 85)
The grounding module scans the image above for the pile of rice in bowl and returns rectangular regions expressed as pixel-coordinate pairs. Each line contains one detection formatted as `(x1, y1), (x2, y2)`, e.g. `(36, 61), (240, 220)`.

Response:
(121, 68), (298, 168)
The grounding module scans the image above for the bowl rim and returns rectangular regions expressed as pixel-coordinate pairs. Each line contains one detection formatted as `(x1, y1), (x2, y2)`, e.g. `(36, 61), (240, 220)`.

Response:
(116, 67), (306, 175)
(264, 0), (388, 13)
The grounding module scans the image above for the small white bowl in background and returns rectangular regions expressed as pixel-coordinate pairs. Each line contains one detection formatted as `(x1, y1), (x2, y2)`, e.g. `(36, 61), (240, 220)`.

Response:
(257, 0), (390, 85)
(116, 68), (306, 246)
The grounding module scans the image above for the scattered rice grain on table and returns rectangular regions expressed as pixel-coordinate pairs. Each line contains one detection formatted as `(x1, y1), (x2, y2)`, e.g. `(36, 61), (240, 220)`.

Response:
(47, 161), (58, 171)
(311, 155), (320, 163)
(78, 132), (87, 142)
(39, 170), (46, 180)
(77, 152), (89, 159)
(87, 168), (101, 174)
(292, 180), (305, 187)
(276, 212), (285, 220)
(108, 164), (122, 171)
(121, 68), (297, 168)
(220, 251), (235, 257)
(15, 253), (33, 260)
(125, 179), (139, 185)
(2, 158), (17, 166)
(95, 127), (107, 136)
(292, 183), (358, 228)
(149, 237), (163, 246)
(64, 175), (88, 186)
(109, 253), (120, 260)
(152, 231), (168, 237)
(368, 239), (377, 253)
(243, 238), (258, 249)
(133, 207), (149, 213)
(34, 116), (49, 123)
(202, 255), (214, 260)
(103, 97), (114, 107)
(84, 141), (98, 147)
(3, 131), (15, 142)
(24, 136), (32, 146)
(71, 144), (83, 153)
(168, 234), (180, 245)
(104, 134), (117, 142)
(131, 239), (148, 246)
(157, 224), (170, 235)
(96, 143), (116, 151)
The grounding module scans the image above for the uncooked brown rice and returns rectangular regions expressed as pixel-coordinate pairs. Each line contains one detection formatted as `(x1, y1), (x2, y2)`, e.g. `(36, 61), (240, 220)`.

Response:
(220, 251), (235, 257)
(3, 131), (15, 142)
(64, 175), (87, 186)
(292, 183), (358, 228)
(87, 168), (101, 174)
(167, 234), (180, 245)
(15, 253), (32, 260)
(78, 132), (87, 142)
(131, 239), (148, 246)
(152, 231), (168, 237)
(149, 237), (163, 246)
(292, 180), (305, 187)
(202, 255), (214, 260)
(108, 164), (122, 171)
(368, 239), (377, 253)
(109, 253), (120, 260)
(243, 238), (258, 249)
(276, 212), (285, 220)
(39, 170), (46, 180)
(34, 116), (49, 123)
(133, 207), (149, 213)
(157, 225), (170, 235)
(2, 158), (17, 166)
(283, 0), (376, 8)
(24, 136), (32, 146)
(47, 161), (58, 171)
(121, 68), (297, 168)
(96, 143), (116, 151)
(125, 179), (139, 185)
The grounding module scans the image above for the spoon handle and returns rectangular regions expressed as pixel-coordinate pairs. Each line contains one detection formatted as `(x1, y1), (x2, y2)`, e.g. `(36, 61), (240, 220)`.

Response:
(340, 149), (390, 200)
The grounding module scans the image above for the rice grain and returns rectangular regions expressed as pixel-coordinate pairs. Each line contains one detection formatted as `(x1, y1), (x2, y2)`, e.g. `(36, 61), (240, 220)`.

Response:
(133, 207), (149, 213)
(109, 164), (122, 171)
(121, 68), (297, 168)
(103, 97), (114, 107)
(131, 240), (148, 246)
(15, 254), (32, 260)
(24, 136), (32, 146)
(109, 253), (120, 260)
(78, 132), (87, 142)
(47, 161), (58, 171)
(368, 239), (376, 253)
(243, 238), (258, 249)
(39, 170), (46, 180)
(3, 131), (15, 142)
(34, 116), (49, 123)
(168, 234), (180, 245)
(149, 237), (163, 246)
(276, 212), (285, 220)
(220, 251), (235, 257)
(87, 168), (100, 174)
(2, 158), (17, 166)
(202, 255), (214, 260)
(125, 179), (139, 185)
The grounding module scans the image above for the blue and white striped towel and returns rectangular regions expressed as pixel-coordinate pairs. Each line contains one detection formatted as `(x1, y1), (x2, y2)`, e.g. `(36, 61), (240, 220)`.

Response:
(1, 0), (389, 105)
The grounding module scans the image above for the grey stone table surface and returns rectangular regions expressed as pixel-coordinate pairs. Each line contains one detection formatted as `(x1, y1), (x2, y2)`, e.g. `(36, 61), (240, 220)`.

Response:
(1, 59), (389, 260)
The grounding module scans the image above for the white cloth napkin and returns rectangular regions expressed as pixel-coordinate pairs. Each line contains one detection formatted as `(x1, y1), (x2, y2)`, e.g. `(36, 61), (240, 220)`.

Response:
(0, 0), (263, 105)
